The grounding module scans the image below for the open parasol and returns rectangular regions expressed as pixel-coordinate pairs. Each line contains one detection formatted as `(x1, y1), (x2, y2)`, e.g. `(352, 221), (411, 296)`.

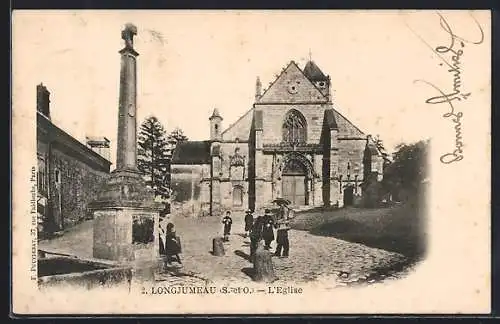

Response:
(272, 197), (291, 206)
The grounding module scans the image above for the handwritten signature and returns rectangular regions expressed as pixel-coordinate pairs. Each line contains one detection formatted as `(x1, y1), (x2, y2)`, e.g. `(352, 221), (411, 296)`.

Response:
(412, 12), (484, 164)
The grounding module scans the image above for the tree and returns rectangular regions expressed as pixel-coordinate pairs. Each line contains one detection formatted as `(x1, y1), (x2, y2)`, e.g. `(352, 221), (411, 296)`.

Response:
(137, 116), (170, 200)
(382, 139), (429, 202)
(166, 127), (189, 159)
(373, 134), (391, 166)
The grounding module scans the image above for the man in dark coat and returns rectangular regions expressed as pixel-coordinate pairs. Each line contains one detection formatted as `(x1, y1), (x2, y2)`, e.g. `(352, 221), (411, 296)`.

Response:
(222, 211), (233, 241)
(244, 209), (254, 238)
(261, 209), (275, 250)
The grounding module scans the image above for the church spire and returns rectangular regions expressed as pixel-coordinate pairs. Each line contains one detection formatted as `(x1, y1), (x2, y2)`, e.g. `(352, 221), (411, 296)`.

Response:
(255, 76), (262, 101)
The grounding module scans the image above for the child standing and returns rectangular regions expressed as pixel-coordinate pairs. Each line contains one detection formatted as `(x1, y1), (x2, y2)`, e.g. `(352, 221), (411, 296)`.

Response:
(222, 211), (233, 242)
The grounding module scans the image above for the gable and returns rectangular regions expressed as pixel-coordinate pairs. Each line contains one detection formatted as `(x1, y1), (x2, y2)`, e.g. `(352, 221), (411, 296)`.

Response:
(258, 61), (328, 104)
(221, 108), (253, 141)
(332, 109), (365, 138)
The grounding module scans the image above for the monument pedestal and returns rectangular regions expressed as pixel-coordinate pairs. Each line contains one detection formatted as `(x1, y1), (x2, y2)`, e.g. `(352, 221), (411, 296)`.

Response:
(90, 169), (162, 263)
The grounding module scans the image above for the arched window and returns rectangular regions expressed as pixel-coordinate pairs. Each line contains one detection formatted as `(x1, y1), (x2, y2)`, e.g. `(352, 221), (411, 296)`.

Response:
(282, 109), (307, 144)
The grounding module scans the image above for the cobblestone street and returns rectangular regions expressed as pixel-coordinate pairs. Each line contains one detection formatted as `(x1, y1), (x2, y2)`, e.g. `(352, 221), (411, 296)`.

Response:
(40, 211), (410, 288)
(153, 211), (408, 287)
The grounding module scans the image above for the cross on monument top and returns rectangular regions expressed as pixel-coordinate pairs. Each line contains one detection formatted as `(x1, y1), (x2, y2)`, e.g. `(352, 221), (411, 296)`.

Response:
(121, 23), (138, 49)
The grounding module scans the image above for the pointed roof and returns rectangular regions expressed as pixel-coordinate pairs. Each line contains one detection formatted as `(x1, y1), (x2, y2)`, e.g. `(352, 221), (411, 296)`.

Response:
(303, 60), (328, 82)
(258, 60), (328, 103)
(209, 108), (222, 120)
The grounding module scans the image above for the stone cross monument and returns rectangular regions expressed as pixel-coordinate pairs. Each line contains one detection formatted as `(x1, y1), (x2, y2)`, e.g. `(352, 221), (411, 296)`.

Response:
(89, 23), (162, 264)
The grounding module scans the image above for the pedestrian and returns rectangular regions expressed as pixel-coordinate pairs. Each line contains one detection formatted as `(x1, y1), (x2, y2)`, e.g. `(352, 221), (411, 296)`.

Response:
(244, 209), (254, 238)
(262, 208), (275, 250)
(274, 206), (291, 257)
(222, 211), (233, 241)
(158, 223), (166, 256)
(249, 212), (263, 259)
(165, 222), (182, 265)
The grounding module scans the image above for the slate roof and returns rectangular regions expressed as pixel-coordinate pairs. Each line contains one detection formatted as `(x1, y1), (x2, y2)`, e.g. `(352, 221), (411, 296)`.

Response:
(303, 60), (328, 82)
(171, 140), (211, 164)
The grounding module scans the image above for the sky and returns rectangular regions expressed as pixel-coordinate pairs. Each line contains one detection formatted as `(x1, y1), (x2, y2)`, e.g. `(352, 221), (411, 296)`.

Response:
(13, 10), (490, 169)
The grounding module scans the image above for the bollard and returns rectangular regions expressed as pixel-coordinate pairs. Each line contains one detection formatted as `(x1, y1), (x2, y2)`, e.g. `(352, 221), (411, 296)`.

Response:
(212, 237), (225, 256)
(253, 241), (277, 282)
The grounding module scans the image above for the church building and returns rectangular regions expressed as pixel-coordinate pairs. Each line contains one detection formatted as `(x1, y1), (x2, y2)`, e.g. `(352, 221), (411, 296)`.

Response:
(171, 60), (384, 216)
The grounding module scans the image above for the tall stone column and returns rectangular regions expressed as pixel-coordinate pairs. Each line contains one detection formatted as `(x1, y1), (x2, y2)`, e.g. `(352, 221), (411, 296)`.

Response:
(89, 24), (162, 267)
(117, 24), (139, 171)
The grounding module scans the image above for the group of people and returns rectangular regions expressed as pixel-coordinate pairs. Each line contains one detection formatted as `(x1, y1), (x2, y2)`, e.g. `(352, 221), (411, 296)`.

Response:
(239, 205), (292, 259)
(221, 206), (291, 259)
(158, 203), (292, 267)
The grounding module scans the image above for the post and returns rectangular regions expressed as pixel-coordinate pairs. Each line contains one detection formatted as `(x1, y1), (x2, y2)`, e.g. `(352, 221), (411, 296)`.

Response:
(253, 241), (277, 282)
(212, 237), (225, 256)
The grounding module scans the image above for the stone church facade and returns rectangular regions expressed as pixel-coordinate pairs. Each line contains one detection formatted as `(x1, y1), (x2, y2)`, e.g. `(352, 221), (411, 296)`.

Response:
(171, 60), (384, 216)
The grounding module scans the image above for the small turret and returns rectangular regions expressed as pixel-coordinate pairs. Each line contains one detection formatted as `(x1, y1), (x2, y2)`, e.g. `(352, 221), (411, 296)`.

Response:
(209, 108), (223, 141)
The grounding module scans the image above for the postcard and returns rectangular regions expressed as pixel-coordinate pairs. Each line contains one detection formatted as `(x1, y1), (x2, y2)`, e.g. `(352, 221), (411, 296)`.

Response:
(11, 10), (491, 314)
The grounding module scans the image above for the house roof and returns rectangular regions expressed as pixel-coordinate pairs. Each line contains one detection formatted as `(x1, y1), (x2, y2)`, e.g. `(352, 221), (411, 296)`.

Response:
(171, 140), (211, 164)
(37, 112), (111, 173)
(303, 60), (328, 82)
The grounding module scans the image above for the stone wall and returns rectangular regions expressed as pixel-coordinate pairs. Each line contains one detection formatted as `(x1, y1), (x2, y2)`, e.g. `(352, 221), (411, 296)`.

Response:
(337, 138), (366, 181)
(211, 142), (250, 213)
(48, 147), (109, 230)
(170, 164), (210, 217)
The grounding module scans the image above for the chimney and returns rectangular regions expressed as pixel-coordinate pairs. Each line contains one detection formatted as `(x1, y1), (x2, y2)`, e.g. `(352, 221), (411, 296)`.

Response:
(37, 83), (51, 119)
(86, 136), (111, 161)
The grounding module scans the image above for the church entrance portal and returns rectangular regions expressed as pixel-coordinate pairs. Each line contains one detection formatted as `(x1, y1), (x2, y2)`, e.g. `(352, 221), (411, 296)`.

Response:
(282, 159), (308, 206)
